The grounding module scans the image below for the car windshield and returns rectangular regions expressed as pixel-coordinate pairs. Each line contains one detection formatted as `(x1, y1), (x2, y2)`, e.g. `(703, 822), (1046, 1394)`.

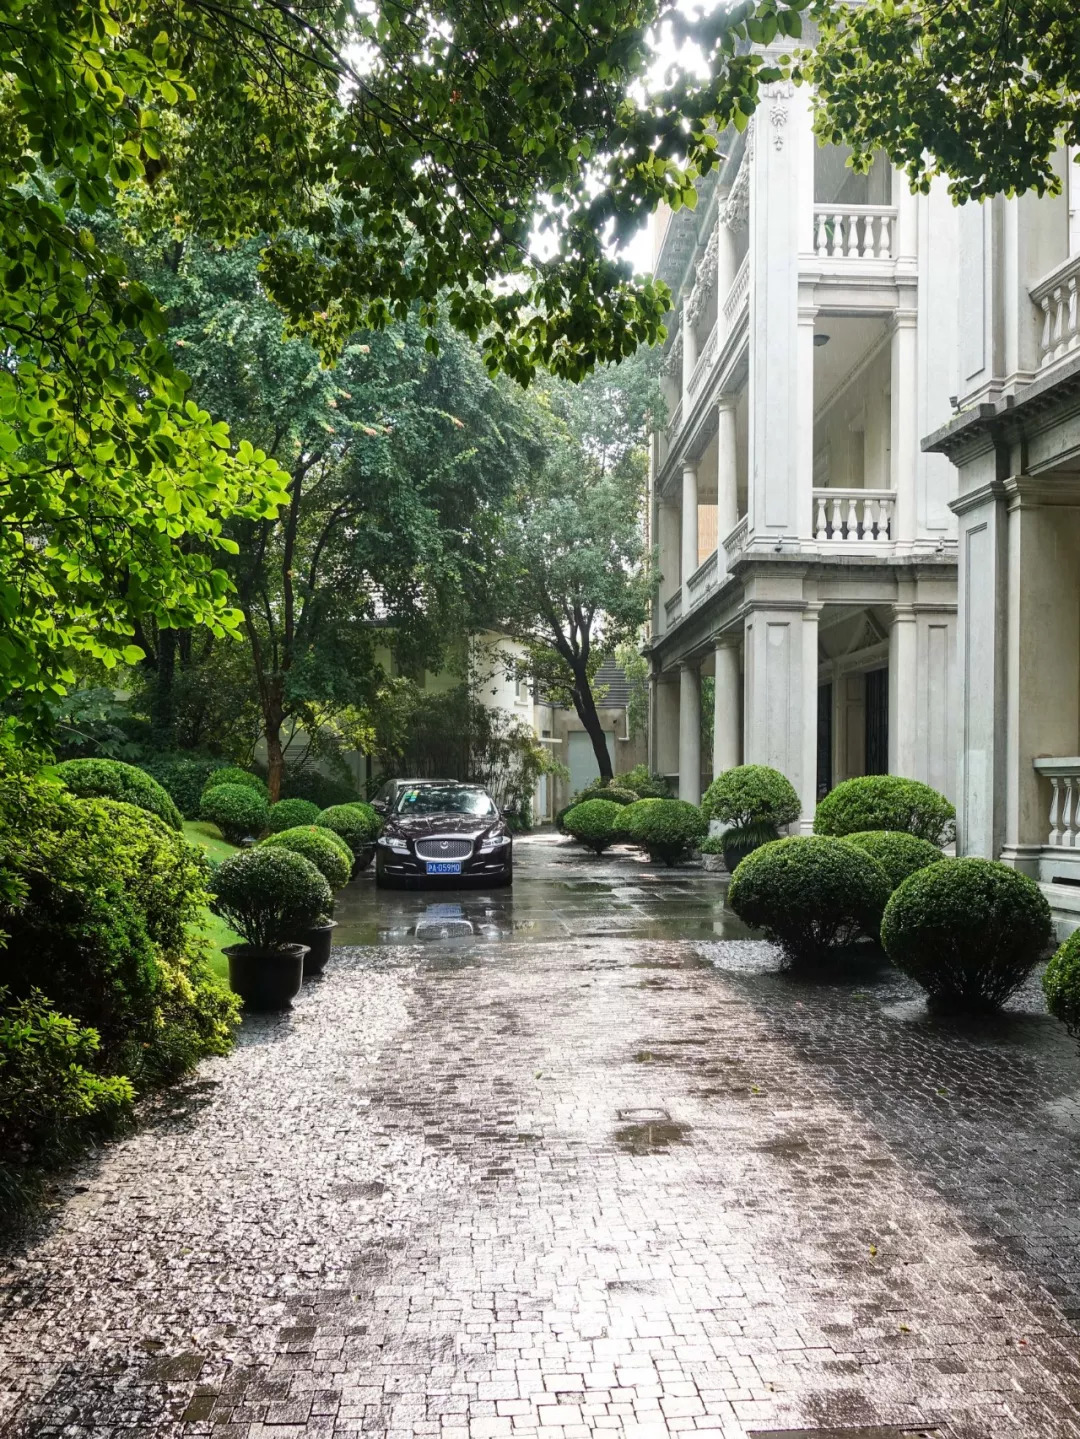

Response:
(395, 786), (496, 817)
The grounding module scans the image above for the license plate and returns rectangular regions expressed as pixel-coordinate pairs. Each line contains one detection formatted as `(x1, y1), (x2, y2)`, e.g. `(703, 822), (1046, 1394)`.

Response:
(426, 861), (462, 875)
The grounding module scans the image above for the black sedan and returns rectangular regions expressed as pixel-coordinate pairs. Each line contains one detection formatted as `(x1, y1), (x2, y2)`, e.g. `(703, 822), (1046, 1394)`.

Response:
(374, 783), (513, 888)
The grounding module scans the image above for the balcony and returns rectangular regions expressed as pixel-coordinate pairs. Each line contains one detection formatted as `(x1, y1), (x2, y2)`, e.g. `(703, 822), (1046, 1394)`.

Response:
(1034, 758), (1080, 849)
(722, 514), (749, 565)
(686, 256), (751, 407)
(813, 205), (896, 261)
(1031, 253), (1080, 371)
(685, 550), (718, 611)
(813, 489), (894, 545)
(664, 587), (683, 629)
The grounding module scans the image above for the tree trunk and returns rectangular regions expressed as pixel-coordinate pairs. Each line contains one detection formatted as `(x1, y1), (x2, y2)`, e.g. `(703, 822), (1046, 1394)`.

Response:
(150, 627), (176, 747)
(570, 667), (614, 782)
(265, 677), (287, 803)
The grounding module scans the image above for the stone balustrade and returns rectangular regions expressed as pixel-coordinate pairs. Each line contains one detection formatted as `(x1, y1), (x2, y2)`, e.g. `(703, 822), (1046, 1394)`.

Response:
(813, 488), (894, 543)
(722, 255), (750, 330)
(1033, 758), (1080, 848)
(685, 550), (718, 610)
(722, 514), (748, 563)
(1032, 253), (1080, 370)
(687, 323), (718, 400)
(813, 205), (896, 260)
(664, 587), (683, 628)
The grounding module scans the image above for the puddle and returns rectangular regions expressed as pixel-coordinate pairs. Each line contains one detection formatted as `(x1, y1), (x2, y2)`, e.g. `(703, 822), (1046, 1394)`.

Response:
(613, 1120), (691, 1154)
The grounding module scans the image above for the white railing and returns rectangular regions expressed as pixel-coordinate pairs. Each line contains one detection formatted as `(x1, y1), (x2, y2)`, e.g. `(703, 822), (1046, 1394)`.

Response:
(664, 587), (683, 627)
(1032, 254), (1080, 370)
(722, 514), (749, 564)
(813, 205), (896, 260)
(688, 322), (718, 399)
(722, 255), (750, 331)
(685, 550), (718, 609)
(813, 488), (894, 543)
(1034, 758), (1080, 847)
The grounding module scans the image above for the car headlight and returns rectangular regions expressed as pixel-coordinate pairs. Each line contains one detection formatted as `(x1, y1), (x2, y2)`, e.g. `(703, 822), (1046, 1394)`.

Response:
(479, 830), (510, 853)
(378, 834), (410, 853)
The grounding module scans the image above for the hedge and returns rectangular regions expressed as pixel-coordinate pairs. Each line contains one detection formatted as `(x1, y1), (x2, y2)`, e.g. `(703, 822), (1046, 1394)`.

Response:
(881, 858), (1053, 1010)
(52, 758), (182, 831)
(727, 835), (890, 965)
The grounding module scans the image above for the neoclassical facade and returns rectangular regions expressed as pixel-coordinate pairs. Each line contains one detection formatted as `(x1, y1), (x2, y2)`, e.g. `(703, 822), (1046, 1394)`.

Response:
(924, 147), (1080, 930)
(646, 80), (960, 828)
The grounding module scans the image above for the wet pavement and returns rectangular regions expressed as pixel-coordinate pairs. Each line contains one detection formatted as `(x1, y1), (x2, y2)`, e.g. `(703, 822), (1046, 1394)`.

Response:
(4, 834), (1080, 1438)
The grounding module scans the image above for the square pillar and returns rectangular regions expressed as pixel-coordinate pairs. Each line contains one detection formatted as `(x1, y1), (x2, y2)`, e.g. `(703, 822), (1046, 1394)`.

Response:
(799, 604), (821, 829)
(891, 307), (919, 546)
(888, 601), (918, 777)
(678, 661), (702, 805)
(712, 638), (742, 774)
(743, 596), (816, 831)
(716, 398), (739, 540)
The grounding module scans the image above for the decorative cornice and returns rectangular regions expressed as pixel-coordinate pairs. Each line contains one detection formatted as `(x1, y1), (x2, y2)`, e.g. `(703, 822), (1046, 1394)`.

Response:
(686, 222), (719, 326)
(720, 153), (750, 231)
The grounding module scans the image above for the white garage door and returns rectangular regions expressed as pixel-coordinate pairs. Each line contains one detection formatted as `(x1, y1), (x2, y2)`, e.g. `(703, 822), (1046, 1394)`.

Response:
(568, 730), (616, 798)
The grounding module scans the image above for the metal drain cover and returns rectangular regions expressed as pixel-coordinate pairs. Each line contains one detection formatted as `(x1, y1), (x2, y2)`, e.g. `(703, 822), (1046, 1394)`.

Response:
(617, 1107), (670, 1122)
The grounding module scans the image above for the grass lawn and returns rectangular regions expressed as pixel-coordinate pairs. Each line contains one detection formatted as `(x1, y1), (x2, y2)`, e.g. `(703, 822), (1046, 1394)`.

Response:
(183, 820), (243, 981)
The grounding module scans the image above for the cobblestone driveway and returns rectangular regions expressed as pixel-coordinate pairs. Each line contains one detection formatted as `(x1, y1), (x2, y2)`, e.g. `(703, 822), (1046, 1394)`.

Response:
(4, 838), (1080, 1439)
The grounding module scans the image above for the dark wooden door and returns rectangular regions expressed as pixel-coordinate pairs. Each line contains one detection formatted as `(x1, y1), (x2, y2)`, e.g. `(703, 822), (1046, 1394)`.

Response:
(864, 667), (889, 775)
(817, 683), (833, 798)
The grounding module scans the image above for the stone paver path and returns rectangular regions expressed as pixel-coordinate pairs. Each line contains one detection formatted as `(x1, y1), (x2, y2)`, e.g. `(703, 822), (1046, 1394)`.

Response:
(4, 840), (1080, 1439)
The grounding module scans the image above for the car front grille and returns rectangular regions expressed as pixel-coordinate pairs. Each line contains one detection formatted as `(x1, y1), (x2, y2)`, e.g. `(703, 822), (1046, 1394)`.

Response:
(415, 837), (474, 861)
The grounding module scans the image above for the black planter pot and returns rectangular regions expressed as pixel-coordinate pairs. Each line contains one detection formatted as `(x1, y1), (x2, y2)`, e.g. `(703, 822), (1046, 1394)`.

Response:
(224, 943), (307, 1011)
(722, 826), (780, 875)
(352, 844), (375, 877)
(295, 920), (337, 978)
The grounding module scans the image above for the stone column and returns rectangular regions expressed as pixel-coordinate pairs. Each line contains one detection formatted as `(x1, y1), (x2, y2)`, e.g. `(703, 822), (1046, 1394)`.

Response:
(799, 603), (821, 829)
(678, 661), (702, 804)
(716, 398), (739, 542)
(681, 462), (699, 586)
(712, 638), (742, 775)
(681, 304), (698, 413)
(888, 600), (918, 777)
(891, 307), (919, 546)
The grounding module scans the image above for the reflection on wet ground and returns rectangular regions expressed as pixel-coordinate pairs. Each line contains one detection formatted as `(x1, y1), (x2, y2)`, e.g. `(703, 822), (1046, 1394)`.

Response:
(334, 831), (755, 946)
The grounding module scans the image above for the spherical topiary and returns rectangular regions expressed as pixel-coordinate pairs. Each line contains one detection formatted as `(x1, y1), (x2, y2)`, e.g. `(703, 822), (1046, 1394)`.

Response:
(881, 858), (1053, 1010)
(562, 799), (623, 854)
(602, 786), (638, 807)
(727, 836), (890, 965)
(138, 753), (227, 820)
(814, 775), (955, 845)
(211, 847), (332, 952)
(52, 758), (182, 831)
(267, 798), (321, 833)
(200, 766), (268, 802)
(199, 783), (270, 843)
(1043, 929), (1080, 1037)
(260, 826), (352, 891)
(840, 831), (945, 893)
(624, 798), (707, 865)
(312, 825), (353, 865)
(701, 764), (801, 829)
(315, 803), (382, 864)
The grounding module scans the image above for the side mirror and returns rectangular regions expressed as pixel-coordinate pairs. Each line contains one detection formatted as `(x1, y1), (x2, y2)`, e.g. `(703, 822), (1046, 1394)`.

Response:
(372, 800), (388, 816)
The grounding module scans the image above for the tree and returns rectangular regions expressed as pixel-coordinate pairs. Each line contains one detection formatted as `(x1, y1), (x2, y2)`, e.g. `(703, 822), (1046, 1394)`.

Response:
(117, 232), (543, 798)
(492, 351), (659, 782)
(800, 0), (1080, 201)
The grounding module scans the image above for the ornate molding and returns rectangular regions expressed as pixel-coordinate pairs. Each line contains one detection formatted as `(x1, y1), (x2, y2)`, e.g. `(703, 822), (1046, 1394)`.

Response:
(660, 324), (683, 379)
(686, 222), (719, 326)
(720, 156), (750, 230)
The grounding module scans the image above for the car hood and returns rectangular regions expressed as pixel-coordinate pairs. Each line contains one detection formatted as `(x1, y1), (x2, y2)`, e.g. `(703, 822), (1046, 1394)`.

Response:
(389, 813), (498, 839)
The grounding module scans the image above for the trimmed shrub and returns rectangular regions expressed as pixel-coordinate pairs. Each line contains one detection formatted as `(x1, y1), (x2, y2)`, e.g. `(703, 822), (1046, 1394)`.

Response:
(727, 836), (890, 965)
(138, 753), (227, 820)
(52, 758), (182, 830)
(625, 798), (707, 865)
(841, 830), (944, 893)
(267, 798), (321, 833)
(700, 835), (725, 855)
(261, 826), (352, 890)
(201, 765), (267, 801)
(562, 799), (622, 854)
(284, 769), (362, 810)
(602, 786), (638, 807)
(0, 989), (134, 1212)
(882, 858), (1053, 1010)
(211, 847), (333, 951)
(200, 782), (270, 842)
(315, 803), (382, 860)
(617, 765), (671, 799)
(0, 781), (239, 1090)
(1043, 929), (1080, 1036)
(701, 764), (800, 829)
(814, 775), (956, 845)
(312, 825), (353, 865)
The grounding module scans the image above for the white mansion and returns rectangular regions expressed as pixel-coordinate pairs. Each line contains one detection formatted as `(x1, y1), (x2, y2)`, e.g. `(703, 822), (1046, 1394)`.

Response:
(645, 81), (1080, 927)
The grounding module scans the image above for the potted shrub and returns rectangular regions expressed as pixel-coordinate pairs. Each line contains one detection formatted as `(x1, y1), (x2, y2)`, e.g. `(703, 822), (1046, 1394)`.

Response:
(727, 835), (890, 966)
(260, 826), (351, 975)
(839, 830), (944, 894)
(624, 798), (707, 865)
(813, 775), (956, 845)
(562, 798), (622, 854)
(211, 847), (332, 1010)
(881, 857), (1053, 1011)
(700, 764), (800, 873)
(315, 802), (382, 874)
(200, 782), (270, 843)
(699, 835), (725, 872)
